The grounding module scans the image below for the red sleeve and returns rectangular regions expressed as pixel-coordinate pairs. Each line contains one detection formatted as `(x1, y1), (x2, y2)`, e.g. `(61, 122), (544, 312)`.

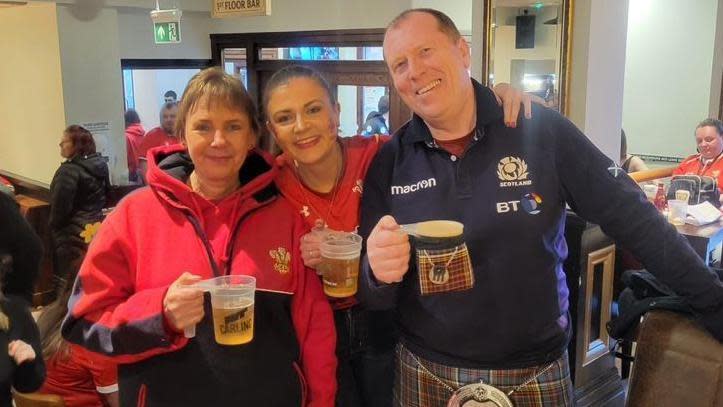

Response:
(290, 215), (337, 407)
(76, 346), (119, 393)
(61, 212), (188, 364)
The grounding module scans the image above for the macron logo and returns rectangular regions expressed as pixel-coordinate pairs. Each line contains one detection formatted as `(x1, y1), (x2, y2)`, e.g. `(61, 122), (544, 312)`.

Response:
(391, 177), (437, 195)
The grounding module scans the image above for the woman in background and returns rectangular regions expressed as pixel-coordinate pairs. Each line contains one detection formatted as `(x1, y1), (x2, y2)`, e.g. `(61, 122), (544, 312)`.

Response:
(124, 109), (145, 183)
(620, 129), (648, 173)
(49, 125), (109, 292)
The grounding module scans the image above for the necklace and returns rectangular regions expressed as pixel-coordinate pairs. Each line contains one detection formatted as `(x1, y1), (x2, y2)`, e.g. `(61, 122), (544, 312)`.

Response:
(293, 141), (344, 227)
(408, 349), (556, 407)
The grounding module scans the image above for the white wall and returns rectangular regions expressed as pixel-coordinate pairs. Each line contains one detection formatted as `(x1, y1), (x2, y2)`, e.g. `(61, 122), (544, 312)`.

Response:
(0, 2), (67, 185)
(57, 4), (127, 184)
(623, 0), (719, 159)
(411, 0), (472, 33)
(569, 0), (629, 161)
(709, 0), (723, 119)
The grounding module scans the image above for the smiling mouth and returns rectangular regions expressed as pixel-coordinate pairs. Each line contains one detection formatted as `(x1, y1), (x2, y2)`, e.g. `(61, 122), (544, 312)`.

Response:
(416, 80), (441, 95)
(295, 137), (318, 148)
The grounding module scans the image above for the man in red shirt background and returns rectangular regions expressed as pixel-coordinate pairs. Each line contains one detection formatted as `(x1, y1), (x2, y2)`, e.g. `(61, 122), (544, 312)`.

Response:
(136, 102), (180, 183)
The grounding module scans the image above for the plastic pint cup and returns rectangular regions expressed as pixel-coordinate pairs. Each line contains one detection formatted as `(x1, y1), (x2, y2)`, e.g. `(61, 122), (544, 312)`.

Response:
(318, 232), (362, 298)
(668, 199), (688, 226)
(207, 275), (256, 345)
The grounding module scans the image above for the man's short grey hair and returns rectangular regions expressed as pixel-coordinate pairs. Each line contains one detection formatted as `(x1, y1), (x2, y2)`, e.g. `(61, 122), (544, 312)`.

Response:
(386, 8), (462, 43)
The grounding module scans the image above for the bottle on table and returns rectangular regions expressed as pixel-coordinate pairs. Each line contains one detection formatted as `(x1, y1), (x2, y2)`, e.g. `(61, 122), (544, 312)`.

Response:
(654, 182), (667, 211)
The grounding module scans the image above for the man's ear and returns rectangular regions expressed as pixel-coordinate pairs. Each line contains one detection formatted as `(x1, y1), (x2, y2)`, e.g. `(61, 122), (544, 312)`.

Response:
(457, 37), (471, 69)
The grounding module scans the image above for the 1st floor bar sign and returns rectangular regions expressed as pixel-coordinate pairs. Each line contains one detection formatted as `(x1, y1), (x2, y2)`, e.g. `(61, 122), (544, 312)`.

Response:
(212, 0), (272, 18)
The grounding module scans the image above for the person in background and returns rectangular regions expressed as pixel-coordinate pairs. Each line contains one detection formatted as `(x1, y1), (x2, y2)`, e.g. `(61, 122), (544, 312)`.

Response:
(124, 109), (145, 183)
(0, 188), (42, 306)
(163, 90), (177, 103)
(360, 8), (723, 406)
(673, 118), (723, 193)
(0, 176), (14, 196)
(62, 67), (336, 406)
(37, 283), (119, 407)
(264, 65), (538, 406)
(49, 125), (109, 294)
(361, 95), (389, 136)
(136, 102), (180, 183)
(620, 129), (648, 173)
(0, 258), (45, 406)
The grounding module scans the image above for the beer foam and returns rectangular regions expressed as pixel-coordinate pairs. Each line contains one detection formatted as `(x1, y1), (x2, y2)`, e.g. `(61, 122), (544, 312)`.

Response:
(415, 220), (464, 238)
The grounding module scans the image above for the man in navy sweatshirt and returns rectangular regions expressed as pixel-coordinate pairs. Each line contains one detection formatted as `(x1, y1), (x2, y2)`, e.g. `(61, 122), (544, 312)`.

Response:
(359, 8), (723, 407)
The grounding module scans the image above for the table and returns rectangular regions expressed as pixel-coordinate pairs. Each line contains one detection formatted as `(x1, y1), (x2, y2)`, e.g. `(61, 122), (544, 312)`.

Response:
(674, 217), (723, 266)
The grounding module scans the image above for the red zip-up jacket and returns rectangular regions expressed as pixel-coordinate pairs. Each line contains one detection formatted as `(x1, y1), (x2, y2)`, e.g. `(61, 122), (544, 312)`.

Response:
(62, 145), (336, 406)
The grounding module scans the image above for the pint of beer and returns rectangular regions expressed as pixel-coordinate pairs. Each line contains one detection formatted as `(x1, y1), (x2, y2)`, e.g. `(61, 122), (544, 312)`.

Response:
(208, 275), (256, 345)
(318, 232), (363, 298)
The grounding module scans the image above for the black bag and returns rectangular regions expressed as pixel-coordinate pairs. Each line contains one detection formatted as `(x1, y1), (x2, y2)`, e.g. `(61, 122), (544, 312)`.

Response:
(666, 174), (721, 208)
(607, 270), (693, 341)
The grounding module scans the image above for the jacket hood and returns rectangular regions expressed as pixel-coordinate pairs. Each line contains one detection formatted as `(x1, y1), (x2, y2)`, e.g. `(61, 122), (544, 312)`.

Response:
(145, 144), (279, 209)
(125, 123), (145, 138)
(71, 153), (110, 180)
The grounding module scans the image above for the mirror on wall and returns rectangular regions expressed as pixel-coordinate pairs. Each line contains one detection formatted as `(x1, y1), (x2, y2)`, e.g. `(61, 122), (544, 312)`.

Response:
(483, 0), (573, 115)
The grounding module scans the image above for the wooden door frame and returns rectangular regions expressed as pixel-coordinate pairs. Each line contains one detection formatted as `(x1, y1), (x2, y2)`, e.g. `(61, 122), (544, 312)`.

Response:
(210, 29), (410, 136)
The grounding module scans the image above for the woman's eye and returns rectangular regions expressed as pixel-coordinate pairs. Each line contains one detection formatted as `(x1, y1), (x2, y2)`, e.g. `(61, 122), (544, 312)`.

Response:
(275, 115), (293, 124)
(228, 123), (243, 131)
(194, 124), (210, 132)
(308, 106), (322, 114)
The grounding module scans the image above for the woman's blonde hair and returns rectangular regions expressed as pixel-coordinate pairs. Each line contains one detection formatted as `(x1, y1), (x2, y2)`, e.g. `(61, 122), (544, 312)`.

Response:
(37, 282), (73, 361)
(175, 67), (260, 143)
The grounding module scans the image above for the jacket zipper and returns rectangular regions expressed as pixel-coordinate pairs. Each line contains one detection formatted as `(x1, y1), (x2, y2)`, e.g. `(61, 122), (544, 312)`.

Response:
(183, 195), (277, 277)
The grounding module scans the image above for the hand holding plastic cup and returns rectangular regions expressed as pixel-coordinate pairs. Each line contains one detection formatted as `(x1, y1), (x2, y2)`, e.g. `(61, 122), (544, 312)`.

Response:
(317, 232), (362, 298)
(183, 275), (256, 345)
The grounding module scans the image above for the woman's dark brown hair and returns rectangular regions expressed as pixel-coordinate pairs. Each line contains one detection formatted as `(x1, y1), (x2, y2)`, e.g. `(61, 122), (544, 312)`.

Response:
(64, 125), (96, 157)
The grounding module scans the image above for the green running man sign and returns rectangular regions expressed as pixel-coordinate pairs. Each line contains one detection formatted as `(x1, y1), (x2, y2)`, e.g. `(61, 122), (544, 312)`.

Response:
(154, 21), (181, 44)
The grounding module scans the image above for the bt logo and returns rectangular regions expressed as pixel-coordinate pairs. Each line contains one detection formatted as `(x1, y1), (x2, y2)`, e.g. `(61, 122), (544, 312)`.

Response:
(496, 193), (543, 215)
(496, 200), (521, 213)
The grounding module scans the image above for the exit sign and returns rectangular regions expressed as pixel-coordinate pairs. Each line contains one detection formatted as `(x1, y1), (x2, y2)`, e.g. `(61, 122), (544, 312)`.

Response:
(154, 21), (181, 44)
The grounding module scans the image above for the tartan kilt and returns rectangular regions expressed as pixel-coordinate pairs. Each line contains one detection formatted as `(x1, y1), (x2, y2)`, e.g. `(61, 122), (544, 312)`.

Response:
(395, 343), (574, 407)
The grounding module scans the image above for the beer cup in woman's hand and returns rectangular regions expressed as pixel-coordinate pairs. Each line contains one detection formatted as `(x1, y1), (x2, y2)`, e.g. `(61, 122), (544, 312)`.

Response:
(163, 272), (204, 337)
(367, 215), (410, 284)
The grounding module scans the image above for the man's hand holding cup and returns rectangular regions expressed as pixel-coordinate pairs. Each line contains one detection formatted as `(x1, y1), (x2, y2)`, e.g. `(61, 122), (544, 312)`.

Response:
(367, 215), (410, 284)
